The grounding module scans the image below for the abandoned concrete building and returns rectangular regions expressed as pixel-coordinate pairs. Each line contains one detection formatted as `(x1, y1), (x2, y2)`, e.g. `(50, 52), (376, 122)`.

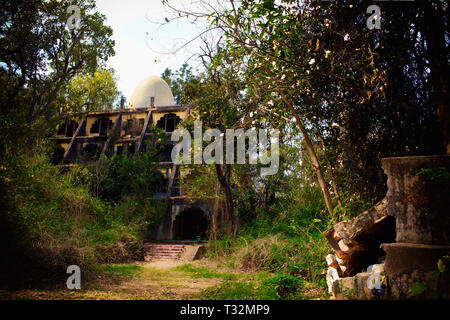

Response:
(53, 76), (217, 242)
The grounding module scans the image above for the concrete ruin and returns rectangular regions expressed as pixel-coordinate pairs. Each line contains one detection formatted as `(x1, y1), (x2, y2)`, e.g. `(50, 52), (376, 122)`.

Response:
(325, 155), (450, 299)
(53, 76), (221, 243)
(324, 198), (395, 299)
(381, 155), (450, 299)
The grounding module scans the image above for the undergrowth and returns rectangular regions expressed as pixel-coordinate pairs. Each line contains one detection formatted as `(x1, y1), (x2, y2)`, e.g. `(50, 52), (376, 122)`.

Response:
(203, 186), (333, 299)
(0, 149), (164, 288)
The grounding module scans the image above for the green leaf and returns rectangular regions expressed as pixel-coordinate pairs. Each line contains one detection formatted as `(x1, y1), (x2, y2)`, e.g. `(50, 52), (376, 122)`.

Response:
(407, 282), (427, 298)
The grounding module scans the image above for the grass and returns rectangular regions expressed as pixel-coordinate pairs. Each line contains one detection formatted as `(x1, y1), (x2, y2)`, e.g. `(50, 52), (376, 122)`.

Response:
(196, 270), (326, 300)
(3, 149), (332, 300)
(1, 151), (168, 288)
(200, 281), (278, 300)
(174, 264), (239, 281)
(5, 257), (328, 300)
(174, 261), (327, 300)
(93, 264), (142, 279)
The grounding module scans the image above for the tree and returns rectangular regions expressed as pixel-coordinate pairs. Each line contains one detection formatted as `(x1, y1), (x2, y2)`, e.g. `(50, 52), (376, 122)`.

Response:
(161, 63), (194, 104)
(0, 0), (115, 152)
(62, 69), (120, 114)
(163, 0), (447, 215)
(420, 2), (450, 154)
(181, 72), (243, 236)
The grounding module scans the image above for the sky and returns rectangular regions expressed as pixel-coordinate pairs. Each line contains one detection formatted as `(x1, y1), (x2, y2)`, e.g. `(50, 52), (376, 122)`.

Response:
(95, 0), (205, 102)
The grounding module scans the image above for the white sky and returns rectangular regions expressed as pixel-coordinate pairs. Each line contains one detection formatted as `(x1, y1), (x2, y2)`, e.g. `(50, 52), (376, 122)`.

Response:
(95, 0), (205, 102)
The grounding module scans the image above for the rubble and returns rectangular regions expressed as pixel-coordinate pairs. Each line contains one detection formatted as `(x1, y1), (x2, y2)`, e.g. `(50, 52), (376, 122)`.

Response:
(323, 198), (396, 298)
(325, 155), (450, 300)
(327, 263), (388, 300)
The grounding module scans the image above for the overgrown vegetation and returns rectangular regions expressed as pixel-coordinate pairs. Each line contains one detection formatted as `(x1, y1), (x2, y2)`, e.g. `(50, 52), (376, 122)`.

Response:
(198, 185), (330, 299)
(158, 0), (448, 300)
(0, 0), (170, 288)
(0, 141), (166, 288)
(1, 0), (448, 301)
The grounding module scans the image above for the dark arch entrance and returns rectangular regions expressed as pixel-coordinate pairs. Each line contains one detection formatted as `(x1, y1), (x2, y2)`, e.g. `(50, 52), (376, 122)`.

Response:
(172, 207), (209, 240)
(156, 113), (181, 132)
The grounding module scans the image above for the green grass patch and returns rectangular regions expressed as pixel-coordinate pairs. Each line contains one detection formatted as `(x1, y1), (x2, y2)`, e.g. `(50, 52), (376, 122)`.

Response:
(94, 264), (142, 279)
(175, 264), (239, 281)
(200, 281), (278, 300)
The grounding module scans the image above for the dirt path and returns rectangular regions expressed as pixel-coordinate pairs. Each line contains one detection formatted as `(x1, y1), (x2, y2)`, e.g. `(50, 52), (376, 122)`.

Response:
(6, 260), (224, 300)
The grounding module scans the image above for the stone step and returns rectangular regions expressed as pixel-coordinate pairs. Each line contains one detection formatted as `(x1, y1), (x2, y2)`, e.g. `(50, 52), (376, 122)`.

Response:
(148, 249), (184, 252)
(148, 252), (182, 256)
(144, 243), (184, 248)
(145, 255), (180, 260)
(148, 250), (181, 254)
(145, 246), (185, 249)
(144, 243), (186, 261)
(144, 247), (184, 251)
(148, 254), (180, 258)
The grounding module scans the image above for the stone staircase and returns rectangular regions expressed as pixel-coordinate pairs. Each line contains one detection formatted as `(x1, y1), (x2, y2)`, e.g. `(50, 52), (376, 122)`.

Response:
(144, 243), (185, 261)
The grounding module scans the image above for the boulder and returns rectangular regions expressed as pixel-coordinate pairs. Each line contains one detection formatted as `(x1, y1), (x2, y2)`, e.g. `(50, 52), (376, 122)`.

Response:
(328, 263), (388, 300)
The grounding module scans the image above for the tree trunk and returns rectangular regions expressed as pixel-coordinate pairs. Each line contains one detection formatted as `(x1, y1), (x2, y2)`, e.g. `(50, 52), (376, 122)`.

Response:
(281, 94), (335, 218)
(215, 163), (238, 236)
(422, 3), (450, 155)
(211, 183), (221, 240)
(319, 132), (344, 212)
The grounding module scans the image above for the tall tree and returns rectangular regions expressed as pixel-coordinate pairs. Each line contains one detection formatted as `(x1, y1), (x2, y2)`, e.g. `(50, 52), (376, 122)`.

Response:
(62, 69), (120, 114)
(165, 0), (447, 209)
(0, 0), (115, 147)
(181, 68), (245, 237)
(161, 63), (194, 105)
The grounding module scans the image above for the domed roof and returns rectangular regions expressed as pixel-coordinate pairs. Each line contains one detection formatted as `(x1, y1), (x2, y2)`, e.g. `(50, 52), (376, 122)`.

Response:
(129, 76), (175, 108)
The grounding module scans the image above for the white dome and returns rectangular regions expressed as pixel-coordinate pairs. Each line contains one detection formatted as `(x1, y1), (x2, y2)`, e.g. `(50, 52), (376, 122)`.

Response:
(129, 76), (175, 108)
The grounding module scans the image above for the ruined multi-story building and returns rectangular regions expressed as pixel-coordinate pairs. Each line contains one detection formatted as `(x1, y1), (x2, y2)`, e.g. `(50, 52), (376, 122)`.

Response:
(53, 76), (218, 242)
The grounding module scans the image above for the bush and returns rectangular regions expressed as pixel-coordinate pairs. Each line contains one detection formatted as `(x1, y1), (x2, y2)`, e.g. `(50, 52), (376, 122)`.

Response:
(0, 147), (166, 288)
(263, 273), (305, 299)
(205, 185), (331, 296)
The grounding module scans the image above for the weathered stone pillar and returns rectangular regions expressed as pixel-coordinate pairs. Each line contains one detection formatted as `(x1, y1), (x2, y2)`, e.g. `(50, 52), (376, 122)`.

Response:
(157, 201), (177, 241)
(381, 155), (450, 299)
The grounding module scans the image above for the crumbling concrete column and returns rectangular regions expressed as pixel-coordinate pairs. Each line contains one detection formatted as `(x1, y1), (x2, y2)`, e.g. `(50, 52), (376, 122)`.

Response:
(382, 155), (450, 245)
(381, 155), (450, 299)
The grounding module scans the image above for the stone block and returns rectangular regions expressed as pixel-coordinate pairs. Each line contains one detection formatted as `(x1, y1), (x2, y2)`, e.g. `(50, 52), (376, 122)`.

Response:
(381, 155), (450, 245)
(328, 263), (388, 300)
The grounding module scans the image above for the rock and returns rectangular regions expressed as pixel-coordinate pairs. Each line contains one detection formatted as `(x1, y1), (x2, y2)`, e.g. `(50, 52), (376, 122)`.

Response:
(323, 229), (345, 257)
(326, 254), (338, 268)
(333, 198), (388, 242)
(323, 197), (396, 277)
(326, 267), (341, 294)
(329, 263), (388, 300)
(338, 239), (367, 254)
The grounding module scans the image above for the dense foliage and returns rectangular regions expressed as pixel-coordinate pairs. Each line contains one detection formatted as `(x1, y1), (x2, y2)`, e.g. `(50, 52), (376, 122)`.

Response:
(0, 0), (161, 288)
(164, 0), (448, 214)
(158, 0), (449, 295)
(0, 0), (448, 297)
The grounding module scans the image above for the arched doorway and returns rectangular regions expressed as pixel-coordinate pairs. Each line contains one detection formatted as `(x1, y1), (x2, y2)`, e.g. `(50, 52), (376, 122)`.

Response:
(90, 117), (113, 136)
(57, 120), (79, 137)
(156, 113), (181, 132)
(172, 207), (209, 240)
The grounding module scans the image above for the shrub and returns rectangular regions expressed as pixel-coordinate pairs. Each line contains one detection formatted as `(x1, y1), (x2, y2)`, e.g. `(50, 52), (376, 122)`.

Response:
(0, 146), (166, 288)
